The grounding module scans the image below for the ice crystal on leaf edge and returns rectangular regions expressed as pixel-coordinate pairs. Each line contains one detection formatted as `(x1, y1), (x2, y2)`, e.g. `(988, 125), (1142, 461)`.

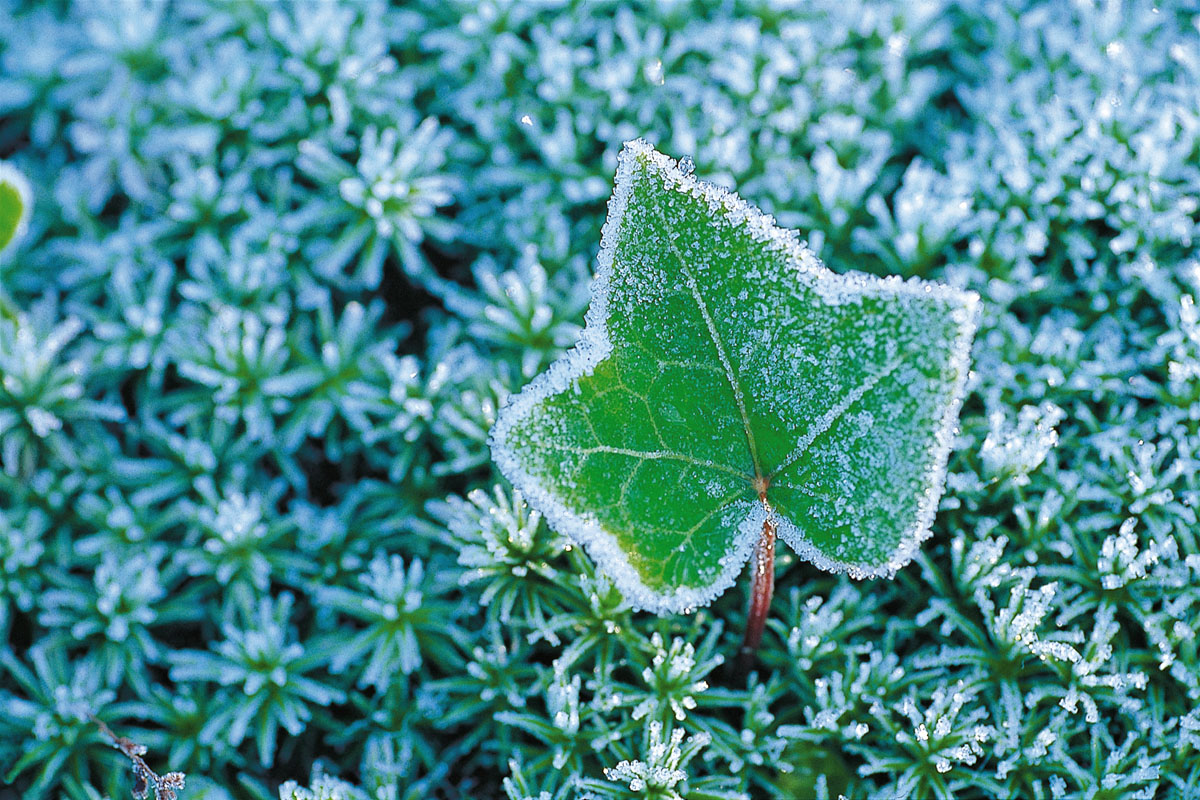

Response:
(489, 138), (979, 615)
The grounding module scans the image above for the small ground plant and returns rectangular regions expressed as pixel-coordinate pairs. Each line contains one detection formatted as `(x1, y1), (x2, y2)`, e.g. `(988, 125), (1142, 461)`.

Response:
(1, 2), (1199, 799)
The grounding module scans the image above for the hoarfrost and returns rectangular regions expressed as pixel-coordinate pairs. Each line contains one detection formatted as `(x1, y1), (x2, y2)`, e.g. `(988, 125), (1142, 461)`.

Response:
(980, 401), (1066, 486)
(489, 139), (978, 612)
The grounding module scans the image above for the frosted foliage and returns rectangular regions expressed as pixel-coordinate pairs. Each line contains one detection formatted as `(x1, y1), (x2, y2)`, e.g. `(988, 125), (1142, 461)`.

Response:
(491, 140), (978, 613)
(332, 122), (453, 240)
(1182, 709), (1200, 751)
(892, 683), (992, 775)
(1165, 294), (1200, 396)
(631, 632), (720, 724)
(891, 160), (973, 251)
(857, 157), (974, 270)
(7, 0), (1200, 796)
(980, 402), (1065, 486)
(1098, 519), (1164, 590)
(978, 577), (1086, 666)
(278, 774), (365, 800)
(601, 721), (711, 800)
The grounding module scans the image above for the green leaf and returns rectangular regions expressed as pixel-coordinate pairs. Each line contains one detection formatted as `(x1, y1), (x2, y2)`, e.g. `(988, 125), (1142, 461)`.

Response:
(490, 140), (978, 614)
(0, 161), (31, 256)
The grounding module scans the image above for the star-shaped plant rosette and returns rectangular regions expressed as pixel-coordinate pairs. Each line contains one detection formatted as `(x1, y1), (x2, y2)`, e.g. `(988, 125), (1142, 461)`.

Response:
(490, 140), (978, 658)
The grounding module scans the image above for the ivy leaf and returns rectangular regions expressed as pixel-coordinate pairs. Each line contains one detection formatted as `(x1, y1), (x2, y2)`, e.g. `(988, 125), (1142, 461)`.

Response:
(490, 140), (978, 614)
(0, 161), (31, 256)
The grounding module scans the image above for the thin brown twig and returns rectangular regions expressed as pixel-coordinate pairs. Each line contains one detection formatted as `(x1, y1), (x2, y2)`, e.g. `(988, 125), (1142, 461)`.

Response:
(90, 714), (186, 800)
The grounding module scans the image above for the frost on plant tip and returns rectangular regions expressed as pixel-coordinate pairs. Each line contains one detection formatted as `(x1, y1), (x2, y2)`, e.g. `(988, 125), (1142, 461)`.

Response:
(489, 140), (979, 614)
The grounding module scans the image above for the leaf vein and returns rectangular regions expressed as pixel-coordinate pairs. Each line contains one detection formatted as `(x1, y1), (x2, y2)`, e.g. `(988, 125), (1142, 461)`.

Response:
(548, 443), (752, 480)
(649, 202), (762, 477)
(769, 355), (905, 480)
(663, 490), (747, 584)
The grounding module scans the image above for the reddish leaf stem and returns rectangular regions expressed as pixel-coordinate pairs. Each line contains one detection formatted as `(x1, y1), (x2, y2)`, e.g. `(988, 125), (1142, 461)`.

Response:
(738, 504), (776, 673)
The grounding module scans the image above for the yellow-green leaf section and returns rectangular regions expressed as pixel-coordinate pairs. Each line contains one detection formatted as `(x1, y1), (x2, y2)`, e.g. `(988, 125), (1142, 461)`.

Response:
(0, 161), (31, 256)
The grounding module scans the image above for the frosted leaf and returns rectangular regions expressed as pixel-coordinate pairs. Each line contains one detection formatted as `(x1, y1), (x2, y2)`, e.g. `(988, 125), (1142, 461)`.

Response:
(490, 140), (978, 613)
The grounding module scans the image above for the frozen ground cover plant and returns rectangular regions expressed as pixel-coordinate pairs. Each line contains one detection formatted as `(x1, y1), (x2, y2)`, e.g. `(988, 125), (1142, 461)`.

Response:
(3, 1), (1200, 799)
(490, 140), (978, 621)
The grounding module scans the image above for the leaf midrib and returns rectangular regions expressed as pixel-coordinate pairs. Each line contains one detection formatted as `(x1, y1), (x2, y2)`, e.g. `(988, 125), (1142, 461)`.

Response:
(644, 170), (905, 512)
(650, 200), (764, 483)
(766, 355), (905, 481)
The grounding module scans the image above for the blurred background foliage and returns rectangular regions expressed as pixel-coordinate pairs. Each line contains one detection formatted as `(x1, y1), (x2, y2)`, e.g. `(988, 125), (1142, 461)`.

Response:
(1, 1), (1199, 798)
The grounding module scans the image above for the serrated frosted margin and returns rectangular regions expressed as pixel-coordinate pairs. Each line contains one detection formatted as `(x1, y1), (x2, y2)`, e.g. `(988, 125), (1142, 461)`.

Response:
(0, 160), (32, 256)
(489, 138), (980, 614)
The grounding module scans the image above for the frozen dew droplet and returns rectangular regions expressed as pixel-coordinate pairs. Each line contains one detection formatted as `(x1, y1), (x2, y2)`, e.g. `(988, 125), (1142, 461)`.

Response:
(644, 59), (665, 85)
(678, 155), (695, 176)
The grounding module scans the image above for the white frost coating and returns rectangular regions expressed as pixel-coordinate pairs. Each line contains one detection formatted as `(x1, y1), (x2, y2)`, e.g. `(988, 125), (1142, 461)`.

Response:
(0, 160), (33, 256)
(775, 287), (977, 581)
(489, 138), (980, 610)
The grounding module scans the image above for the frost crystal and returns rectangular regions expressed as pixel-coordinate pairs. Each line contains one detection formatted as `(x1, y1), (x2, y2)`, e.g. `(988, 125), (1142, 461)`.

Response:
(1098, 519), (1162, 590)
